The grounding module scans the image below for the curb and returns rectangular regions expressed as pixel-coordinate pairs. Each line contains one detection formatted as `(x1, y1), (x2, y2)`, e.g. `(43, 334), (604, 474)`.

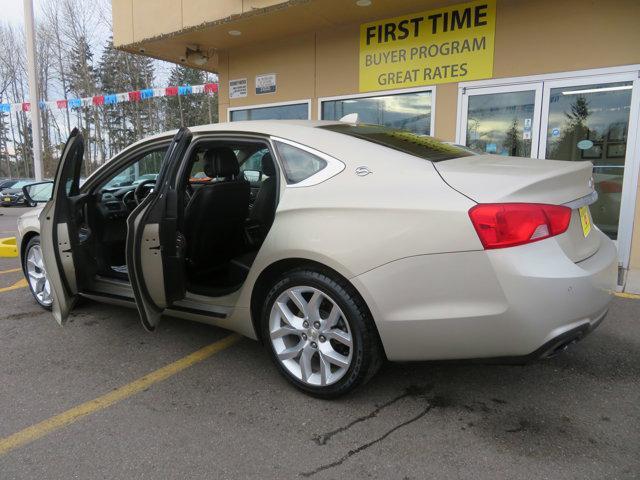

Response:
(0, 237), (18, 258)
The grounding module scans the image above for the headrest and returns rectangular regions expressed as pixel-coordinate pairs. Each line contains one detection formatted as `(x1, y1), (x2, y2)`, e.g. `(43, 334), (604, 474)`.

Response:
(203, 147), (239, 178)
(261, 151), (276, 176)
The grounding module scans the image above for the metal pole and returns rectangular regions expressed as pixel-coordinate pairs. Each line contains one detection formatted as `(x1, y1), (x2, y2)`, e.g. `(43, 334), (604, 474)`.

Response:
(23, 0), (43, 180)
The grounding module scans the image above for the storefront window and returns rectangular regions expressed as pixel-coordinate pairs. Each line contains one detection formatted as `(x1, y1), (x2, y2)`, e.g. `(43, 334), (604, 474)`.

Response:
(230, 102), (309, 121)
(322, 91), (432, 135)
(466, 90), (536, 157)
(545, 81), (633, 239)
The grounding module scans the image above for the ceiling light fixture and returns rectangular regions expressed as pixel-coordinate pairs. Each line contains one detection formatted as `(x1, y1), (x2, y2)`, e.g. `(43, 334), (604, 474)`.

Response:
(228, 30), (242, 36)
(356, 0), (372, 6)
(185, 44), (209, 66)
(561, 85), (632, 95)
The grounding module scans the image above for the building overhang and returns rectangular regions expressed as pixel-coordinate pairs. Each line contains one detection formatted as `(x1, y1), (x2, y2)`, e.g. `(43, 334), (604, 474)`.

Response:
(113, 0), (451, 72)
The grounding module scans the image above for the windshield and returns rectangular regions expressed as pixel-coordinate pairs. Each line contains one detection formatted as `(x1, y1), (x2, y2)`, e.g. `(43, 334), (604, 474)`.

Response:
(319, 124), (474, 162)
(8, 180), (31, 189)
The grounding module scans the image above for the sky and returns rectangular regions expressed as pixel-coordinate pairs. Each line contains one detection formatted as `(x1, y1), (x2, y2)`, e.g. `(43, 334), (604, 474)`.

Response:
(1, 0), (39, 25)
(1, 0), (178, 95)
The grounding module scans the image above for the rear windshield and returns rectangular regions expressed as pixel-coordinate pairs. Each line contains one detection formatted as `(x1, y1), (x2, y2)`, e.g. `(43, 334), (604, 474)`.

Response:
(319, 124), (474, 162)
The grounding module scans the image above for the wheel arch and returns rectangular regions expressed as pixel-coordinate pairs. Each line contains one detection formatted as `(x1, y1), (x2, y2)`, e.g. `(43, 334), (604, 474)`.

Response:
(20, 230), (40, 272)
(249, 257), (380, 345)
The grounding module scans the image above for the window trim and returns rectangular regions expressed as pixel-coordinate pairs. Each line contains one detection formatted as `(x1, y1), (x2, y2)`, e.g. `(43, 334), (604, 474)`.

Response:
(270, 136), (345, 188)
(227, 99), (312, 121)
(317, 86), (437, 137)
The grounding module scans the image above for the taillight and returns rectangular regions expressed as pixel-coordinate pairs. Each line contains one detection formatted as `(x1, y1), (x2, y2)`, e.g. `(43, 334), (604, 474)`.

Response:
(468, 203), (571, 250)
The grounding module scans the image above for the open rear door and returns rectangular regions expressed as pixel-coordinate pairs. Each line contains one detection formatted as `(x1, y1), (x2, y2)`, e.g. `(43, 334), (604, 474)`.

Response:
(126, 127), (192, 331)
(40, 128), (86, 324)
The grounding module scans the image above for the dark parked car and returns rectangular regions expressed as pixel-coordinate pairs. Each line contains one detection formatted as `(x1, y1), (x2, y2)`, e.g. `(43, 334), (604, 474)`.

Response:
(1, 180), (35, 206)
(0, 178), (29, 191)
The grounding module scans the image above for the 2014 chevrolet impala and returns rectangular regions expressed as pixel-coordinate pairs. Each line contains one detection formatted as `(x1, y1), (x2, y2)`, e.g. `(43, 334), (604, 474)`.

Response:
(17, 120), (617, 397)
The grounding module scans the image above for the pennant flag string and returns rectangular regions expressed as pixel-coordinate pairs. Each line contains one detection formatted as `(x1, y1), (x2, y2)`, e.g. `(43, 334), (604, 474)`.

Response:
(0, 83), (219, 113)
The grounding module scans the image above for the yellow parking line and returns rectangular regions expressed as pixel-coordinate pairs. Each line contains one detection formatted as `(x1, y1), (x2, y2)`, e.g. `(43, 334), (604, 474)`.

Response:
(0, 333), (242, 456)
(614, 291), (640, 300)
(0, 278), (27, 293)
(0, 268), (22, 275)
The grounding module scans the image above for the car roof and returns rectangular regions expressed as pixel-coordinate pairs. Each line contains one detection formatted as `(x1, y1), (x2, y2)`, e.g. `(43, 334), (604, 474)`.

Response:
(124, 120), (344, 150)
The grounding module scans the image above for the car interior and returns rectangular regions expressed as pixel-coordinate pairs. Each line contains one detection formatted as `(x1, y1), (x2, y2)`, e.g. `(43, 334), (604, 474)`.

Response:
(85, 139), (279, 298)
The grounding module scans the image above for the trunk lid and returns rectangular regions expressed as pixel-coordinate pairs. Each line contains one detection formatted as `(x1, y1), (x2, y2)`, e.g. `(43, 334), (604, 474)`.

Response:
(435, 154), (602, 262)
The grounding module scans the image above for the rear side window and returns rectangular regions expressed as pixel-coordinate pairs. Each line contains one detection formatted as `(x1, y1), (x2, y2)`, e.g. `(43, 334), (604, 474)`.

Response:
(274, 141), (327, 184)
(319, 124), (474, 162)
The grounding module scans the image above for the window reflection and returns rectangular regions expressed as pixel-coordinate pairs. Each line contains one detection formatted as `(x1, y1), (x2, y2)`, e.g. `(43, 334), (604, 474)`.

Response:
(230, 103), (309, 121)
(545, 81), (633, 239)
(466, 90), (535, 157)
(322, 91), (432, 135)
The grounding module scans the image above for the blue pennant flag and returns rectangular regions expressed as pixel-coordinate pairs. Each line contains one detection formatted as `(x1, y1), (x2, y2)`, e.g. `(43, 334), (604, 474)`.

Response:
(140, 88), (154, 100)
(178, 85), (192, 96)
(68, 98), (82, 108)
(0, 104), (9, 113)
(104, 94), (117, 105)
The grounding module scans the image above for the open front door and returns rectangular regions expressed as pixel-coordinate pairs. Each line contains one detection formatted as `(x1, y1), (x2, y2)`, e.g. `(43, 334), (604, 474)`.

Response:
(40, 128), (86, 324)
(126, 127), (192, 331)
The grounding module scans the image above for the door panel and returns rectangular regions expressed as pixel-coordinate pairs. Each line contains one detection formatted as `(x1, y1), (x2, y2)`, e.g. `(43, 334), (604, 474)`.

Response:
(40, 128), (85, 324)
(127, 127), (192, 331)
(139, 223), (166, 307)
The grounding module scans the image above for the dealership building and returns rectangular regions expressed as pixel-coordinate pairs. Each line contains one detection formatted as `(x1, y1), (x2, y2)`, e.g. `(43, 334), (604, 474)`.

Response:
(112, 0), (640, 291)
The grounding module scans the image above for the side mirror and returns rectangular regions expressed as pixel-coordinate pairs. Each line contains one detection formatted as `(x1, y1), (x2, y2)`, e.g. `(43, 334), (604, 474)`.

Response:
(243, 170), (262, 183)
(23, 181), (54, 206)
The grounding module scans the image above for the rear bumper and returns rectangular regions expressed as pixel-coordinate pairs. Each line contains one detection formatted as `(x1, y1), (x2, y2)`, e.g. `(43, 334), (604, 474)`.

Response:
(352, 229), (617, 361)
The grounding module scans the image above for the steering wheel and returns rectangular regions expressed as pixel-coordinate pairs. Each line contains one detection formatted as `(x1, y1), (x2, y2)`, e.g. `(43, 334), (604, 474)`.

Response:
(122, 189), (136, 210)
(134, 179), (156, 204)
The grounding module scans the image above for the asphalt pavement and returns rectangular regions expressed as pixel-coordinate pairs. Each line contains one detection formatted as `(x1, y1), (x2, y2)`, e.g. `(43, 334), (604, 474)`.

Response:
(0, 205), (639, 479)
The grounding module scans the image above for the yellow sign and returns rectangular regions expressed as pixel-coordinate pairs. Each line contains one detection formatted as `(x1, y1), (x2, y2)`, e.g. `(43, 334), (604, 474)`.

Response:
(359, 0), (496, 91)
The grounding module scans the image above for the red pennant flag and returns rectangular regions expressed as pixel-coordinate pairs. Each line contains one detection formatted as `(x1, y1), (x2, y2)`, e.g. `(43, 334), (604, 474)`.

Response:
(128, 91), (141, 102)
(22, 102), (30, 112)
(204, 83), (218, 94)
(56, 100), (68, 109)
(165, 86), (178, 96)
(92, 95), (104, 106)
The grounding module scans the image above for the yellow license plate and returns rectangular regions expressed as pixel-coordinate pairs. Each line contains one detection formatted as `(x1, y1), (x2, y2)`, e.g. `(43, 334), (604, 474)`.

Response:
(3, 197), (10, 202)
(579, 206), (592, 238)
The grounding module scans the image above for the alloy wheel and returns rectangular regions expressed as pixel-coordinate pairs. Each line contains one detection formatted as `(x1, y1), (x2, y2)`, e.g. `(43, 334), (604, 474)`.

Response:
(269, 286), (353, 386)
(26, 243), (52, 307)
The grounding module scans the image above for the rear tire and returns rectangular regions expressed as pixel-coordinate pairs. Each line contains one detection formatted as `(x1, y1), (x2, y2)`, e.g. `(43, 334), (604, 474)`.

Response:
(261, 268), (383, 398)
(23, 236), (53, 310)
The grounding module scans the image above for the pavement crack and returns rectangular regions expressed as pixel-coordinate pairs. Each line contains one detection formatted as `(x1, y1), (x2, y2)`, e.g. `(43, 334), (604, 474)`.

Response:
(300, 402), (434, 477)
(311, 385), (430, 446)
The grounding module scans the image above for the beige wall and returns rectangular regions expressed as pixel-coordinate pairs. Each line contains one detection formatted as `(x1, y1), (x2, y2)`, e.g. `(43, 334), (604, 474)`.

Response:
(112, 0), (289, 45)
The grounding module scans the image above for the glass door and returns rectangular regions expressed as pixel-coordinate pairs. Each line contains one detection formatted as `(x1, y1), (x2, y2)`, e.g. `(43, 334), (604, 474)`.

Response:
(459, 83), (543, 157)
(539, 74), (637, 248)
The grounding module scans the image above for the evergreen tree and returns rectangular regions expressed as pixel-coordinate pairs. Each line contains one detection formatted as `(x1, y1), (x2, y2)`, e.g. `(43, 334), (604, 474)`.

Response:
(164, 65), (212, 129)
(67, 35), (99, 172)
(99, 38), (156, 155)
(504, 118), (525, 156)
(548, 95), (592, 161)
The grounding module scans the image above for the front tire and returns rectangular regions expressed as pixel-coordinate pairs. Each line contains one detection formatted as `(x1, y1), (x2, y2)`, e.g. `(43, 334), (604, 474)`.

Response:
(23, 236), (53, 310)
(261, 269), (383, 398)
